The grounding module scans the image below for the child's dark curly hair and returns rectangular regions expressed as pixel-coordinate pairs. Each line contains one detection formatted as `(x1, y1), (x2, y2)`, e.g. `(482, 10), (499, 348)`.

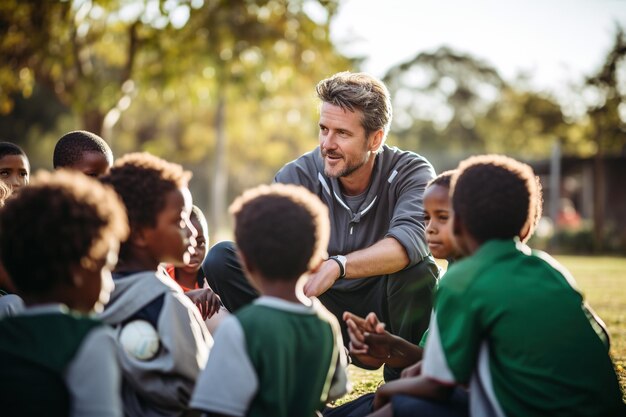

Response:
(451, 155), (539, 243)
(101, 153), (191, 257)
(230, 184), (330, 282)
(427, 169), (456, 189)
(53, 130), (113, 169)
(0, 142), (27, 160)
(0, 170), (128, 296)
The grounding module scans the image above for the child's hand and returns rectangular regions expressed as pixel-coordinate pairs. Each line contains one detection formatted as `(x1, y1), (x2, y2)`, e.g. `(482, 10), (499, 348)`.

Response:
(344, 312), (397, 369)
(185, 288), (222, 320)
(343, 311), (386, 334)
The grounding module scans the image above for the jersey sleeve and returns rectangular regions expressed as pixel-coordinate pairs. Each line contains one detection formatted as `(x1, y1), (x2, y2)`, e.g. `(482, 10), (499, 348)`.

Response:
(190, 315), (258, 417)
(65, 326), (123, 417)
(422, 278), (482, 385)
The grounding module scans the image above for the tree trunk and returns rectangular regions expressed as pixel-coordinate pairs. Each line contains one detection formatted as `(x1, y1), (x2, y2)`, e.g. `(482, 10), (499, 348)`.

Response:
(82, 109), (105, 136)
(592, 138), (606, 253)
(208, 89), (227, 245)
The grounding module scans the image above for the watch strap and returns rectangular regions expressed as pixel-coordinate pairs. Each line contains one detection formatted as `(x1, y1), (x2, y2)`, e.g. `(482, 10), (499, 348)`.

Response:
(328, 255), (346, 279)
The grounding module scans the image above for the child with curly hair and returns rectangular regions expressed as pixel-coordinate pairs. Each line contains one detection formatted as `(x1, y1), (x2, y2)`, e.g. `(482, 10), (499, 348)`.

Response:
(99, 152), (212, 417)
(0, 170), (129, 417)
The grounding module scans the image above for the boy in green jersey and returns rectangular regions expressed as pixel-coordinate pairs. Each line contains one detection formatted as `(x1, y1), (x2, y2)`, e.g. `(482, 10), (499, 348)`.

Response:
(190, 183), (348, 417)
(367, 155), (624, 417)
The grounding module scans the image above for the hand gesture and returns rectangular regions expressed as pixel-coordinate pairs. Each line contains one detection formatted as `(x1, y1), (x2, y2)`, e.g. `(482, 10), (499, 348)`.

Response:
(185, 286), (222, 320)
(343, 311), (394, 369)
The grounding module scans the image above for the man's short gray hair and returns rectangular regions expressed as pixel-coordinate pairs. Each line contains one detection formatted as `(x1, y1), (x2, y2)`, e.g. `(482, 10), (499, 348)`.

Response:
(316, 72), (392, 151)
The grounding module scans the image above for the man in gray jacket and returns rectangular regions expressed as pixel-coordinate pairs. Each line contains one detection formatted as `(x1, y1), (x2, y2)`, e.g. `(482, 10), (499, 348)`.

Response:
(204, 72), (438, 381)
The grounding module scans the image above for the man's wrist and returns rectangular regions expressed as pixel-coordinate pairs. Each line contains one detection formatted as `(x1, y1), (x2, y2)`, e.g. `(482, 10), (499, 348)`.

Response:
(328, 255), (347, 279)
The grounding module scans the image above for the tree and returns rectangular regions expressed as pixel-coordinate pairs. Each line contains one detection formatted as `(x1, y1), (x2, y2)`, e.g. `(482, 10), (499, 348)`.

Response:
(383, 46), (504, 155)
(583, 26), (626, 250)
(0, 0), (193, 135)
(476, 86), (568, 157)
(167, 0), (349, 239)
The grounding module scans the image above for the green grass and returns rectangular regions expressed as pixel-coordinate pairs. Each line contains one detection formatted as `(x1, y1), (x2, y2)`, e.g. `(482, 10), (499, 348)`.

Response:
(336, 255), (626, 405)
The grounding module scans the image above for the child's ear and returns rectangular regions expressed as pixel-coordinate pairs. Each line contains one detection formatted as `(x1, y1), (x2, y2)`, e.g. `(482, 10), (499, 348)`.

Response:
(69, 265), (84, 288)
(237, 251), (255, 275)
(452, 212), (463, 237)
(131, 228), (150, 248)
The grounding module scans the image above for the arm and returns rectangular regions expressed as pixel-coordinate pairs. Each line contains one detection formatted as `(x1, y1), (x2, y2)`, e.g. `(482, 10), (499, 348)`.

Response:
(185, 287), (222, 320)
(65, 326), (123, 417)
(372, 375), (454, 410)
(189, 316), (257, 417)
(304, 237), (408, 297)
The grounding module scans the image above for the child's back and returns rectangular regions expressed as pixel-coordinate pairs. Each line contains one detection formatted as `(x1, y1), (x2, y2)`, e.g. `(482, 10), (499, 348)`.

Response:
(433, 240), (622, 416)
(195, 297), (341, 417)
(191, 184), (348, 417)
(0, 306), (119, 416)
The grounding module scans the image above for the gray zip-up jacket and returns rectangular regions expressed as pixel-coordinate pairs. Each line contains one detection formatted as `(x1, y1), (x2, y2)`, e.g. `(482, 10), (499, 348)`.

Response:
(99, 270), (212, 417)
(275, 145), (435, 290)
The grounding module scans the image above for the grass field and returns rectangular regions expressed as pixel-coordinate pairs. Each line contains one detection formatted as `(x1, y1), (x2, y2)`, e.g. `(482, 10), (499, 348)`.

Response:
(336, 255), (626, 405)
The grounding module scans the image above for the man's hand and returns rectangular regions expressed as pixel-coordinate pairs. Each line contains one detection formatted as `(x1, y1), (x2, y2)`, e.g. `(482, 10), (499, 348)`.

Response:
(303, 259), (341, 297)
(185, 287), (222, 320)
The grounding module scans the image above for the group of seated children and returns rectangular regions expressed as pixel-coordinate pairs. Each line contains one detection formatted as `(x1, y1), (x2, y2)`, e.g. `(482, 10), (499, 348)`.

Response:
(0, 131), (623, 417)
(0, 131), (349, 417)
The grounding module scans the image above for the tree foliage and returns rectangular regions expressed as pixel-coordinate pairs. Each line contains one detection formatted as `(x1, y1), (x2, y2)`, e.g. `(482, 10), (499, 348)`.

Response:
(383, 46), (504, 155)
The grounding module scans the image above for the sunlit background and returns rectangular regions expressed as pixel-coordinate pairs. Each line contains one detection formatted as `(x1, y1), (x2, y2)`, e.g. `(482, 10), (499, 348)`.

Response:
(0, 0), (625, 253)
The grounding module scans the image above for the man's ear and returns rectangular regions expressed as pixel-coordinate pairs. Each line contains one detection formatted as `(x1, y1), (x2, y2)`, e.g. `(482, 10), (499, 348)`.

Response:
(368, 129), (384, 153)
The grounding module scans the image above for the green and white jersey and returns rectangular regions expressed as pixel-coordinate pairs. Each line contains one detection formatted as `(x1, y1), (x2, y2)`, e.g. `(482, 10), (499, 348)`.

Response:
(422, 239), (624, 417)
(190, 296), (348, 417)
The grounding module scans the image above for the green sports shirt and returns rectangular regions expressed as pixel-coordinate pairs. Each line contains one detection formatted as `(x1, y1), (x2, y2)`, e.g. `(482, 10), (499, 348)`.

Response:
(422, 239), (624, 417)
(190, 296), (348, 417)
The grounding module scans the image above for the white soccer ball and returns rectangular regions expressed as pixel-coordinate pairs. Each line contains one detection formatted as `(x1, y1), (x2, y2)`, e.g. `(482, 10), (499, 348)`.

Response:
(118, 319), (160, 361)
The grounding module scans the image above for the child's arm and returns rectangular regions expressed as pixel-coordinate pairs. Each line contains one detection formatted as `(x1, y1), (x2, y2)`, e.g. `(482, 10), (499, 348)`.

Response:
(189, 315), (257, 417)
(185, 287), (222, 320)
(66, 326), (123, 417)
(372, 375), (454, 411)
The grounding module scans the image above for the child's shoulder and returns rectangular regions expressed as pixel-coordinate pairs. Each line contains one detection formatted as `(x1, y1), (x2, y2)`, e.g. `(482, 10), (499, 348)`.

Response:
(0, 311), (105, 370)
(235, 297), (336, 332)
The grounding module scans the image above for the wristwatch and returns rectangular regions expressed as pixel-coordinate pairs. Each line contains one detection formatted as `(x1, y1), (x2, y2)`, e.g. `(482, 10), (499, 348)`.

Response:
(328, 255), (347, 279)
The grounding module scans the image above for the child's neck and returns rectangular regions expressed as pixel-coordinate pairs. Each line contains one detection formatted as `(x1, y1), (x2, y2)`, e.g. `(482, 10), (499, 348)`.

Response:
(175, 268), (198, 289)
(254, 275), (301, 304)
(114, 252), (159, 274)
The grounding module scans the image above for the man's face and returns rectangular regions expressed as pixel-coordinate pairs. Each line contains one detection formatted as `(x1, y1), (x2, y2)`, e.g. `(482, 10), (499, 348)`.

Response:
(318, 102), (377, 179)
